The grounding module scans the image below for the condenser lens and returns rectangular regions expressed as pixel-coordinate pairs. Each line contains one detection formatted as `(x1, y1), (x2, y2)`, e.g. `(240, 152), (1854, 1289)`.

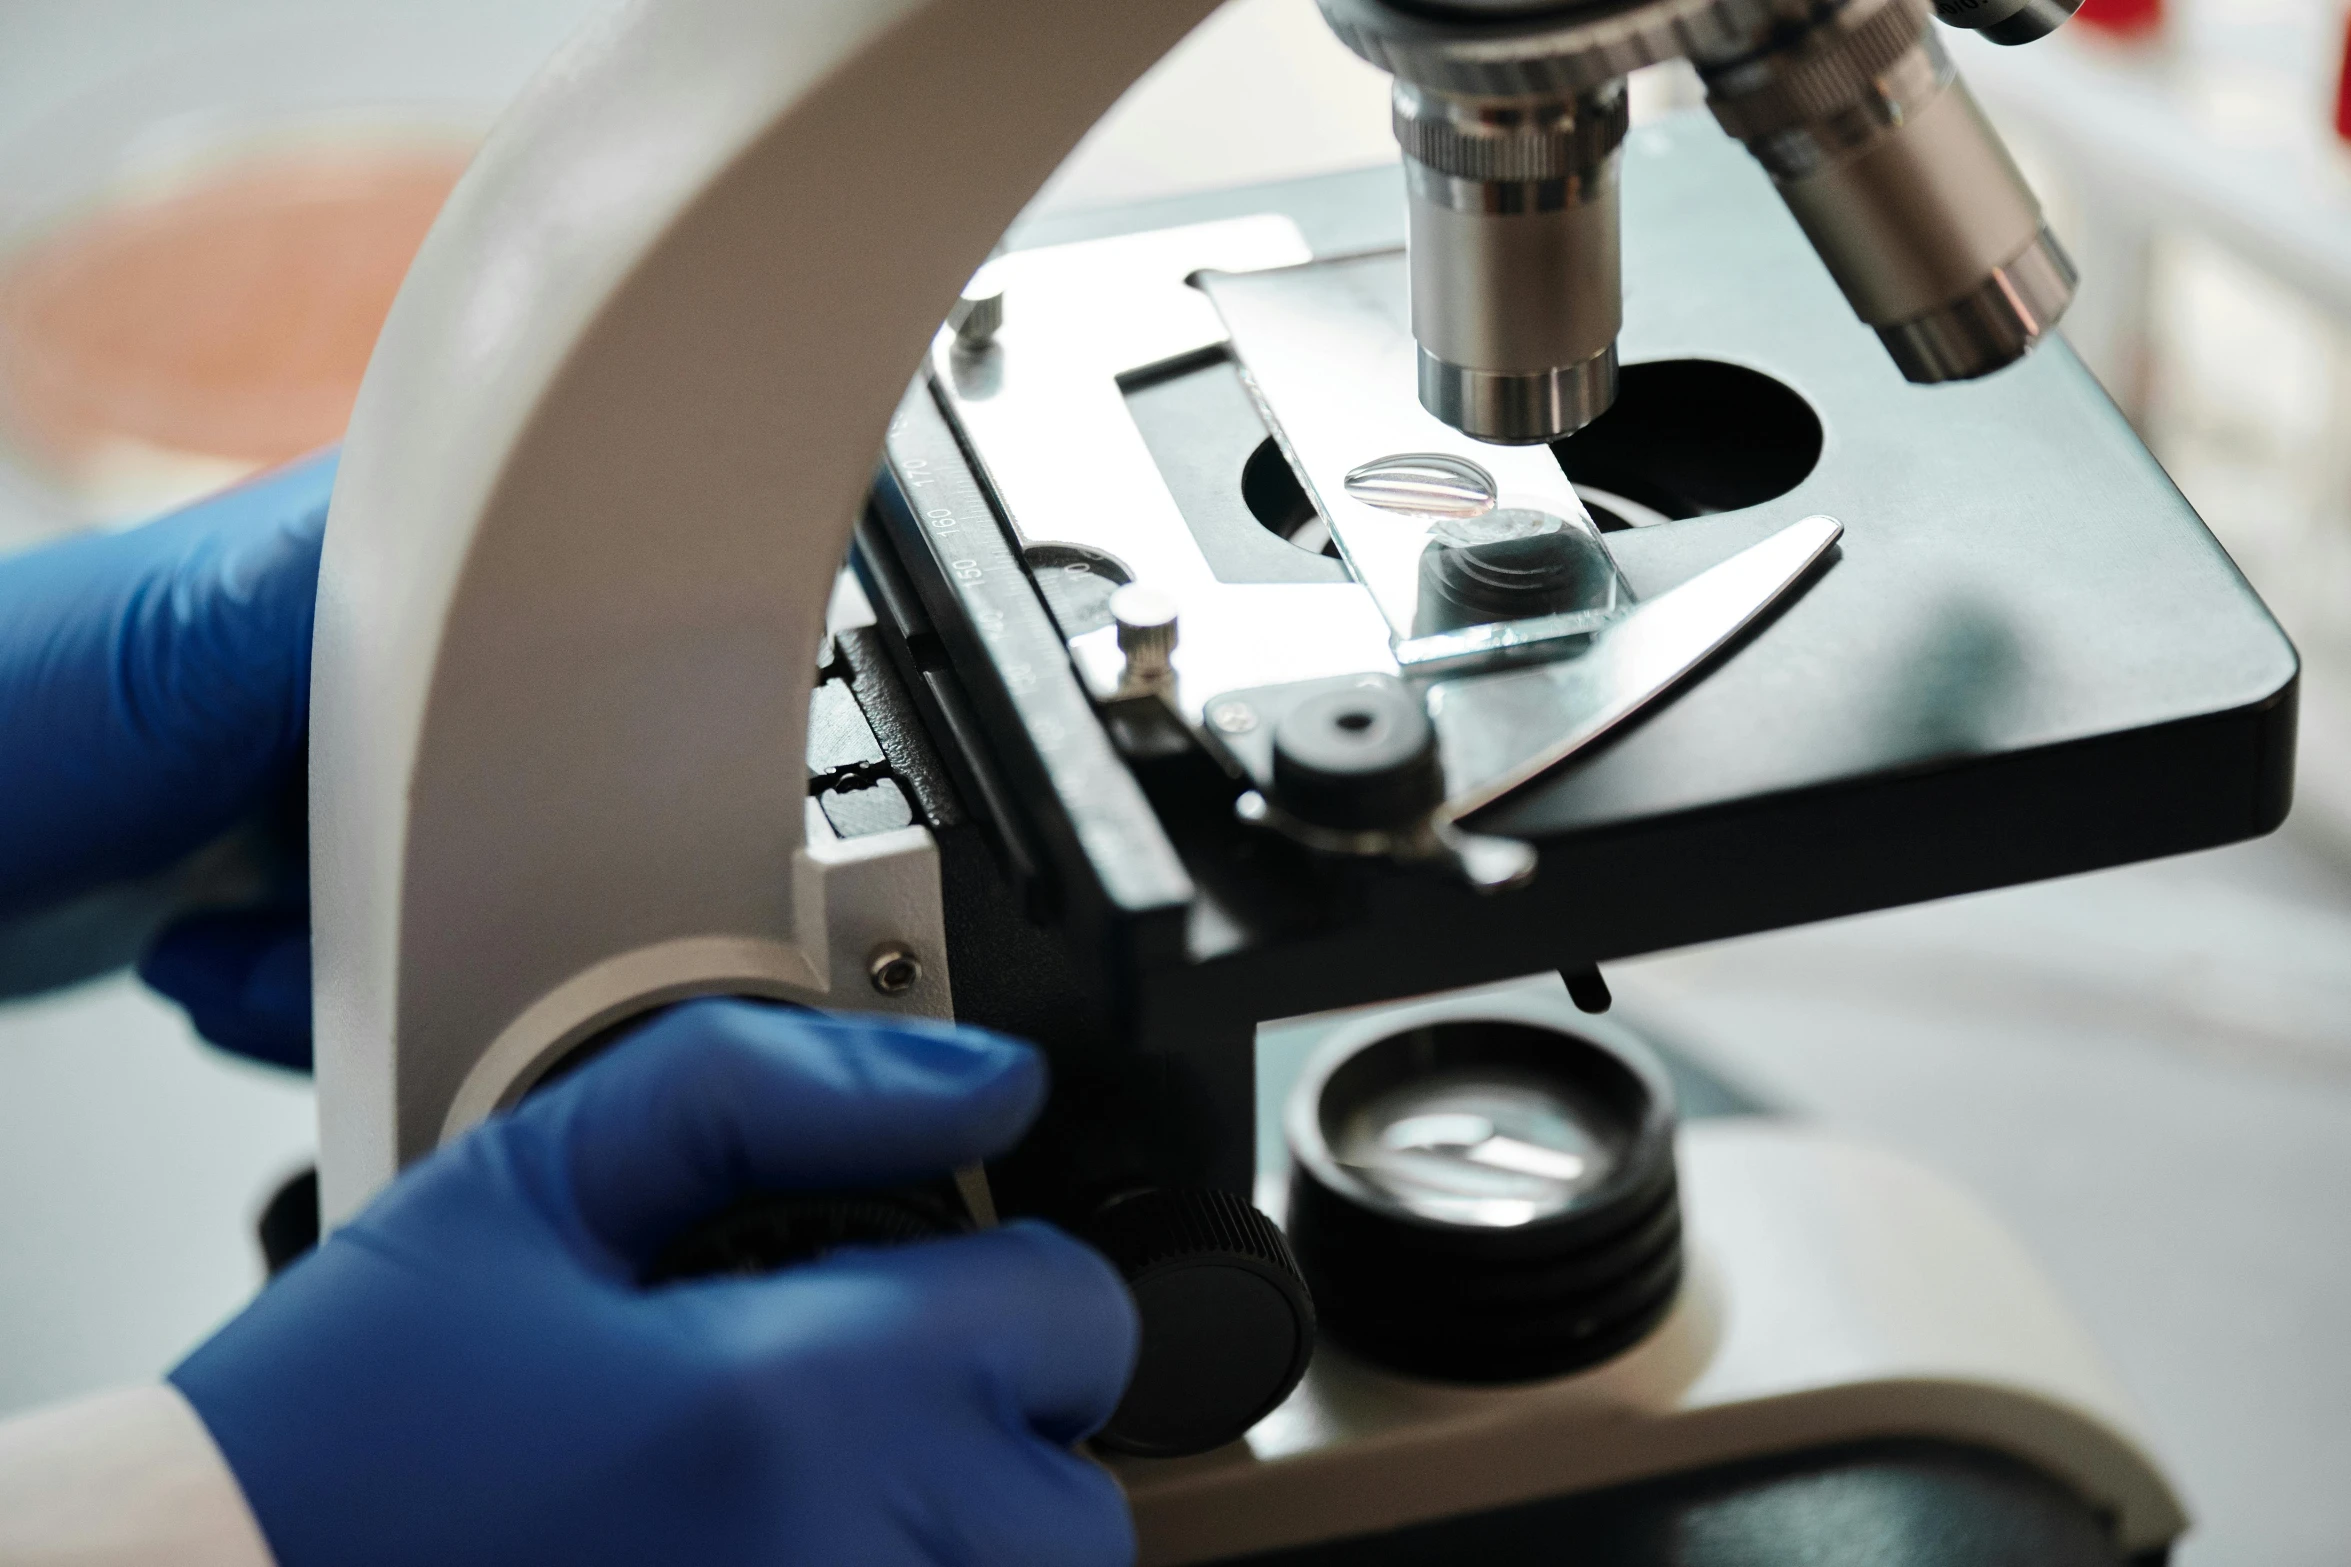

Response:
(1335, 1071), (1621, 1226)
(1285, 1013), (1684, 1382)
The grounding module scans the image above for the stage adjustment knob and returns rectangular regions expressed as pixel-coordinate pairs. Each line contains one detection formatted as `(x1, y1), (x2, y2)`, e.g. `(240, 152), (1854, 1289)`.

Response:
(1079, 1187), (1316, 1458)
(1270, 675), (1443, 831)
(948, 284), (1004, 351)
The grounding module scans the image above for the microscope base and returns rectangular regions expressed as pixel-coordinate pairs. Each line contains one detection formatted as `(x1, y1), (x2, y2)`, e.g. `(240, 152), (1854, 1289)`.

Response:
(1191, 1439), (2169, 1566)
(1117, 1118), (2184, 1565)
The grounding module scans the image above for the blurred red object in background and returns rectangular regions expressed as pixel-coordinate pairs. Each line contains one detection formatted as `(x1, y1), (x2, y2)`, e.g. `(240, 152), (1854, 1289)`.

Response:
(0, 145), (467, 491)
(2074, 0), (2162, 36)
(2336, 10), (2351, 142)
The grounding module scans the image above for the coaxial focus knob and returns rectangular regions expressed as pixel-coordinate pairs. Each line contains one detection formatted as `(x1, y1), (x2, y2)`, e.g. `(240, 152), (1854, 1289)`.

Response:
(1079, 1187), (1316, 1458)
(643, 1184), (967, 1283)
(1286, 1011), (1682, 1383)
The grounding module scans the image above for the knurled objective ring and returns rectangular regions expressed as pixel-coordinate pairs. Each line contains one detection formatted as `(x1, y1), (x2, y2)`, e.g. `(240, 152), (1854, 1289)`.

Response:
(1703, 0), (1936, 144)
(1320, 0), (1786, 97)
(1110, 583), (1179, 696)
(1393, 85), (1628, 183)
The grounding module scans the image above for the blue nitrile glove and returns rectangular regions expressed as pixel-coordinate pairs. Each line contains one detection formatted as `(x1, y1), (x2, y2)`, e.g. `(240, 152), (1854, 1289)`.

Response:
(170, 999), (1141, 1567)
(0, 452), (331, 1068)
(137, 906), (314, 1071)
(0, 452), (330, 909)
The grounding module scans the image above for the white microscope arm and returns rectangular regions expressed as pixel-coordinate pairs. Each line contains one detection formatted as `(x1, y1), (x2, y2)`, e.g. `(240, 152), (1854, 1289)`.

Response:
(312, 0), (1222, 1220)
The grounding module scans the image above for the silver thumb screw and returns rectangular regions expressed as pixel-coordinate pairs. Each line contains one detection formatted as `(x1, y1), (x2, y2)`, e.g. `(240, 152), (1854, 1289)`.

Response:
(1110, 584), (1178, 698)
(949, 285), (1004, 351)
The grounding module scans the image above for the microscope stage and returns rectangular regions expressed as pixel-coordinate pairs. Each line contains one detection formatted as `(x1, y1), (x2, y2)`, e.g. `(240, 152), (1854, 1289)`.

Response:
(860, 113), (2294, 1028)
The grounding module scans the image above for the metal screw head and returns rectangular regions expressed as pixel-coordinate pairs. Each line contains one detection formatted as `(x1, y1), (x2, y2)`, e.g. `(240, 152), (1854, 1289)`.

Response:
(868, 946), (923, 996)
(1110, 584), (1179, 696)
(949, 286), (1005, 351)
(1210, 700), (1259, 735)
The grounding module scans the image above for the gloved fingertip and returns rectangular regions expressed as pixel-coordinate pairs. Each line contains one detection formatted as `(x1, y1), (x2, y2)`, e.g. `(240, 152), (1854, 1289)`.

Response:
(726, 1004), (1042, 1089)
(1015, 1443), (1138, 1567)
(181, 1009), (315, 1074)
(609, 1000), (1048, 1166)
(847, 1220), (1138, 1446)
(140, 914), (248, 1012)
(806, 1010), (1048, 1152)
(993, 1217), (1134, 1305)
(990, 1220), (1141, 1443)
(141, 906), (305, 995)
(536, 1001), (1051, 1271)
(141, 908), (314, 1073)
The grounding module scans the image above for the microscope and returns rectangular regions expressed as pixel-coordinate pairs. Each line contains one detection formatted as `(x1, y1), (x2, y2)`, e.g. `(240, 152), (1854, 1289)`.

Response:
(309, 0), (2292, 1560)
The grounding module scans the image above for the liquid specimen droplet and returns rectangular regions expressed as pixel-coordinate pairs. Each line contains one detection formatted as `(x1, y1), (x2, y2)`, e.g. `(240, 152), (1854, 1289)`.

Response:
(1343, 452), (1497, 519)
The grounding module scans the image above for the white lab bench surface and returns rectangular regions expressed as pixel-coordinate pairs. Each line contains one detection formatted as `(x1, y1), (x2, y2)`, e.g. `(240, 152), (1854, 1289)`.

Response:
(1618, 824), (2351, 1567)
(0, 978), (311, 1412)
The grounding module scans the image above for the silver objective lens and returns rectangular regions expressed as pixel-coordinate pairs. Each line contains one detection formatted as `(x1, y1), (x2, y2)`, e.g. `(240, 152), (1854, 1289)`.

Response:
(1396, 79), (1628, 444)
(1701, 0), (2074, 383)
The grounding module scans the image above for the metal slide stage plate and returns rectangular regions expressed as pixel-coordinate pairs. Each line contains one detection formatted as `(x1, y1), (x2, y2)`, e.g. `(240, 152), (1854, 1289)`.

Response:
(873, 109), (2295, 1054)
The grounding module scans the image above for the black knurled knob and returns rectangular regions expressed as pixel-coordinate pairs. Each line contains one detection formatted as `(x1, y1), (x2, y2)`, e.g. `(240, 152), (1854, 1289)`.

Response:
(1270, 675), (1443, 831)
(1079, 1187), (1317, 1458)
(642, 1184), (966, 1285)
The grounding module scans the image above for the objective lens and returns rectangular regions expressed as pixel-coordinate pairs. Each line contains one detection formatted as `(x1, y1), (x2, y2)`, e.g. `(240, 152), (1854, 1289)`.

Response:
(1395, 79), (1627, 444)
(1701, 0), (2074, 383)
(1933, 0), (2084, 45)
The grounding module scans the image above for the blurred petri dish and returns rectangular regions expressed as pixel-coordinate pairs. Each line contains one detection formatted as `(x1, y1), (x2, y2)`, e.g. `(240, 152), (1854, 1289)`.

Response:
(0, 136), (470, 519)
(0, 0), (603, 539)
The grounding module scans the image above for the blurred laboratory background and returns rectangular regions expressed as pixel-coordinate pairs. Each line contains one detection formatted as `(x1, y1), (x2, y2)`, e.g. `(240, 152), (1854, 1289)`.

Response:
(0, 2), (2345, 1562)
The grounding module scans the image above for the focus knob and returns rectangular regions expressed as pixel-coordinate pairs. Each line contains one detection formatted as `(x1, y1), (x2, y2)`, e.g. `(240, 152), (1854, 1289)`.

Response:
(643, 1184), (965, 1283)
(1079, 1187), (1316, 1458)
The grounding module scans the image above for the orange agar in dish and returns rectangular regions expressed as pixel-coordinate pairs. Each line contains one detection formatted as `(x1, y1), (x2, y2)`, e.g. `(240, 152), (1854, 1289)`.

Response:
(0, 144), (469, 502)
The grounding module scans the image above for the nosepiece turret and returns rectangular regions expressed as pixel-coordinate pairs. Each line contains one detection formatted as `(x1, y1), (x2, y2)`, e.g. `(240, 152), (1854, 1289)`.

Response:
(1321, 0), (2073, 444)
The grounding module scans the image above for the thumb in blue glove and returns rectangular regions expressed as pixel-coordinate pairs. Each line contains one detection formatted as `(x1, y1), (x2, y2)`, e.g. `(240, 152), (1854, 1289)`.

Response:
(0, 454), (329, 1069)
(170, 1000), (1141, 1567)
(136, 906), (313, 1072)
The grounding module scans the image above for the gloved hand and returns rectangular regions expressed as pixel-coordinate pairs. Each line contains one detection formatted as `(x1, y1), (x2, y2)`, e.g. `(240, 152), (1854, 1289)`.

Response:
(0, 453), (331, 1067)
(137, 905), (314, 1071)
(0, 453), (330, 911)
(170, 1000), (1140, 1567)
